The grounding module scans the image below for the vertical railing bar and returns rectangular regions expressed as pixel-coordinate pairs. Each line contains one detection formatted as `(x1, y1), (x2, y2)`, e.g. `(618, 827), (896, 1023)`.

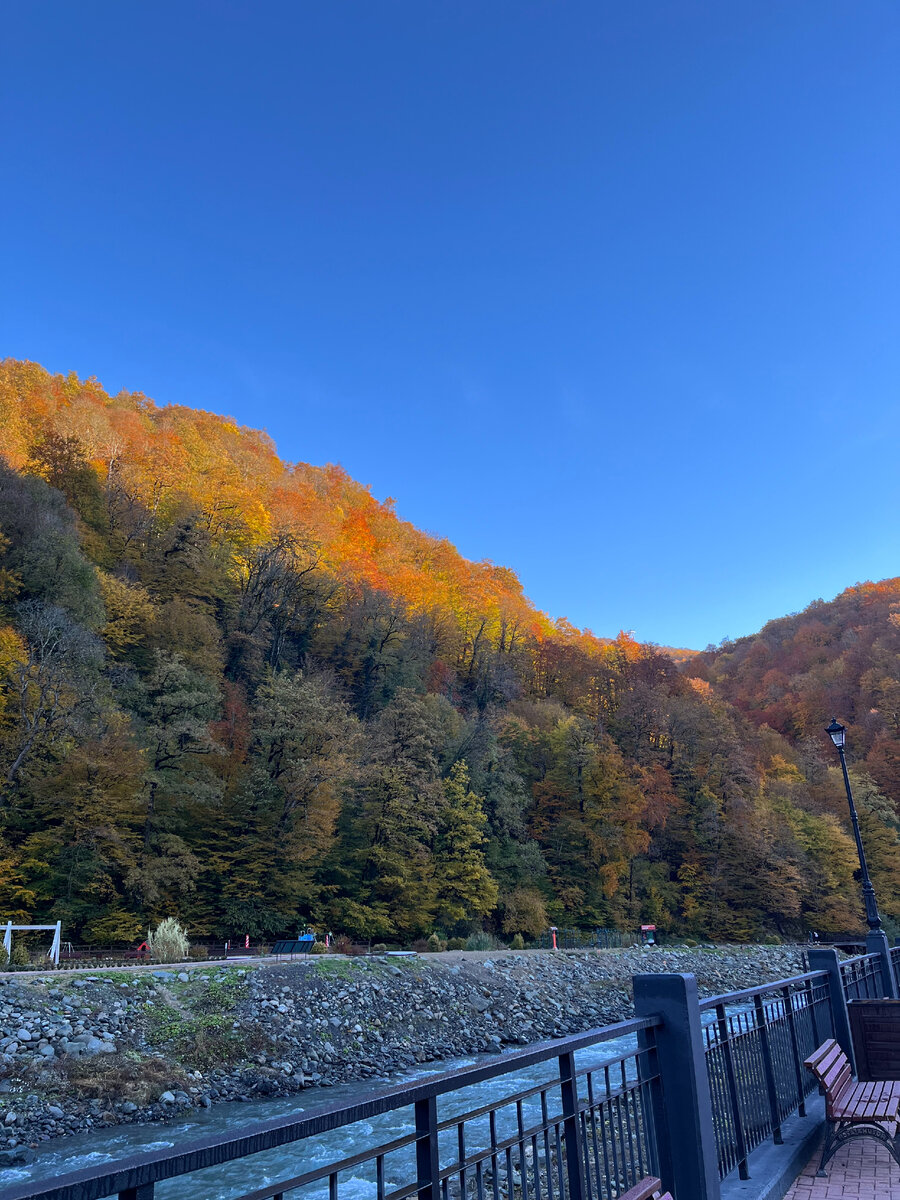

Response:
(559, 1051), (586, 1200)
(619, 1059), (637, 1186)
(377, 1155), (386, 1200)
(541, 1090), (556, 1200)
(603, 1063), (620, 1197)
(489, 1109), (501, 1200)
(804, 978), (821, 1049)
(633, 1080), (646, 1180)
(598, 1097), (612, 1200)
(517, 1098), (530, 1200)
(578, 1110), (594, 1200)
(585, 1073), (605, 1200)
(716, 1001), (749, 1180)
(554, 1118), (565, 1200)
(457, 1122), (466, 1200)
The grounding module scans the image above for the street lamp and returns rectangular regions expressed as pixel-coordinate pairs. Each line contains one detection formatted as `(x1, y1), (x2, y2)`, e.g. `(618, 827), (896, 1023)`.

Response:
(825, 718), (883, 931)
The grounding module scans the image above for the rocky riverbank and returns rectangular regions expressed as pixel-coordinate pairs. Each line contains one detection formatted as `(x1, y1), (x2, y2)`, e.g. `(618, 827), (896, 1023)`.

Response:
(0, 944), (808, 1162)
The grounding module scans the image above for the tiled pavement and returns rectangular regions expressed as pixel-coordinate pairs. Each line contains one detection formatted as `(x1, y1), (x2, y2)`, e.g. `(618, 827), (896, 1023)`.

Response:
(784, 1136), (900, 1198)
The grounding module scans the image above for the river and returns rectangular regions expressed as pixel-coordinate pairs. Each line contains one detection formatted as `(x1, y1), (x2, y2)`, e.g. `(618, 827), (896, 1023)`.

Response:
(2, 1028), (645, 1200)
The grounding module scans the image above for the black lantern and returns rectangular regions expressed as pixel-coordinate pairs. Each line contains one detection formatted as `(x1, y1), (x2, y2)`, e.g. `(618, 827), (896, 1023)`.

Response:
(825, 717), (846, 750)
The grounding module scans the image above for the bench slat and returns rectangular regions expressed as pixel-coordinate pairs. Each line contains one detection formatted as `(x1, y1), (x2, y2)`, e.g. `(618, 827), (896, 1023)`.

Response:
(831, 1080), (900, 1122)
(805, 1039), (840, 1071)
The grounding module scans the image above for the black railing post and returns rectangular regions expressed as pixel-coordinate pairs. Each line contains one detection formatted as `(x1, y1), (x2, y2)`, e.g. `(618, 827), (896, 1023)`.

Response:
(415, 1096), (441, 1200)
(808, 948), (855, 1072)
(781, 986), (806, 1118)
(558, 1050), (587, 1200)
(866, 930), (897, 998)
(633, 973), (720, 1200)
(752, 994), (783, 1144)
(119, 1188), (154, 1200)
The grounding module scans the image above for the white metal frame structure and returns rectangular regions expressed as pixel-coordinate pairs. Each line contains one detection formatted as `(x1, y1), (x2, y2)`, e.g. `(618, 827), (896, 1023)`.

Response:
(2, 920), (62, 966)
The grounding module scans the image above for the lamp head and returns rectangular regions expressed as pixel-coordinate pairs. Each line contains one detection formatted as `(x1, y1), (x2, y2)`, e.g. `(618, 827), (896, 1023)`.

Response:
(825, 717), (846, 750)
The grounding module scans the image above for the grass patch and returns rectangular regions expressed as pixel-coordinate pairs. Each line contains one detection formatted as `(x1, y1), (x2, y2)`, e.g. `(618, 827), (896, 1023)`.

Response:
(141, 974), (264, 1069)
(195, 971), (247, 1012)
(313, 958), (356, 979)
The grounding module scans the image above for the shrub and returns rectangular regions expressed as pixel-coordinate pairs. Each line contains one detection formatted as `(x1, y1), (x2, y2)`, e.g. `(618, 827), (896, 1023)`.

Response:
(465, 931), (494, 951)
(189, 944), (209, 960)
(0, 943), (8, 969)
(334, 935), (353, 956)
(412, 938), (431, 953)
(426, 933), (444, 953)
(510, 933), (525, 950)
(683, 938), (698, 948)
(446, 938), (467, 951)
(10, 942), (30, 967)
(148, 918), (190, 964)
(310, 941), (328, 954)
(372, 943), (388, 954)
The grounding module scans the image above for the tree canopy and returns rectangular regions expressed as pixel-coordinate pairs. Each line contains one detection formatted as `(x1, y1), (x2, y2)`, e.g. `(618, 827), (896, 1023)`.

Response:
(0, 358), (896, 943)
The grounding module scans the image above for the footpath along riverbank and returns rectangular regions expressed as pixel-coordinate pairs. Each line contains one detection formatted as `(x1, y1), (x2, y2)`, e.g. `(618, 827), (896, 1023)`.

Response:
(0, 943), (808, 1164)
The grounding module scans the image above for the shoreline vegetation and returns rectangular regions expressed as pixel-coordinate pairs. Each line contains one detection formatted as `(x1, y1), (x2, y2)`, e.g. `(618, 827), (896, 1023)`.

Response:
(0, 944), (809, 1164)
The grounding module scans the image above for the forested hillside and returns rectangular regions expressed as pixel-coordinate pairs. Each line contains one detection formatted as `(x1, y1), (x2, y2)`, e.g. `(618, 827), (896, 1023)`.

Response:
(1, 358), (897, 945)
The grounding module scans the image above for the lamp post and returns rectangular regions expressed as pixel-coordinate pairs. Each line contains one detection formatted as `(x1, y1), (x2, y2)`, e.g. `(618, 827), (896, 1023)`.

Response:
(825, 718), (883, 931)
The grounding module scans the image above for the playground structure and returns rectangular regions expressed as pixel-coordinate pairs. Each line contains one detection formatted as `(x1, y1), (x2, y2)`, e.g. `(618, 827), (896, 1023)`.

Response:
(2, 920), (62, 966)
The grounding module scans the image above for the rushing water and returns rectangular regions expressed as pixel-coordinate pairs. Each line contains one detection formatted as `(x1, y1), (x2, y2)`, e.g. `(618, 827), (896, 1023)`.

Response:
(2, 1029), (645, 1200)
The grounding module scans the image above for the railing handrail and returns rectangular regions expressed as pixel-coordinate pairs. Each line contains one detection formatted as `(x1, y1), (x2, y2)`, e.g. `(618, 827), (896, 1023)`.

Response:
(840, 951), (881, 970)
(698, 969), (827, 1011)
(1, 1014), (662, 1200)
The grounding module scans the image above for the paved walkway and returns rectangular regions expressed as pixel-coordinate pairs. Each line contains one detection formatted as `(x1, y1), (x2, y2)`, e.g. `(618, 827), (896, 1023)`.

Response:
(785, 1135), (900, 1198)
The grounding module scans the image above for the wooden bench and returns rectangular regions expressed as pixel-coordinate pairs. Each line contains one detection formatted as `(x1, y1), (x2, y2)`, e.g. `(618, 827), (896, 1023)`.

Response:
(805, 1038), (900, 1175)
(618, 1179), (672, 1200)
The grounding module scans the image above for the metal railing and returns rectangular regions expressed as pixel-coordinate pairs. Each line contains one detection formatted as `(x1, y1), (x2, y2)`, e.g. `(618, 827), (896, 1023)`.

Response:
(839, 952), (883, 1002)
(699, 971), (833, 1181)
(2, 1017), (664, 1200)
(890, 946), (900, 996)
(535, 930), (632, 951)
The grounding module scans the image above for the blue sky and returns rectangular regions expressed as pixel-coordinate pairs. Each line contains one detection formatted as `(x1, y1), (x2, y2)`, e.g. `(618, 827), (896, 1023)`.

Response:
(2, 2), (899, 649)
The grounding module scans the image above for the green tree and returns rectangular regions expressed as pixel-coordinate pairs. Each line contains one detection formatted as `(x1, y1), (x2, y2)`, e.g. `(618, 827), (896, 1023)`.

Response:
(433, 761), (498, 928)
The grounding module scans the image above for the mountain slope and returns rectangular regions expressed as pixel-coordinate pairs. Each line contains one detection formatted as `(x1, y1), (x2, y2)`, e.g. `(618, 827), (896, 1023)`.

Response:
(0, 358), (896, 945)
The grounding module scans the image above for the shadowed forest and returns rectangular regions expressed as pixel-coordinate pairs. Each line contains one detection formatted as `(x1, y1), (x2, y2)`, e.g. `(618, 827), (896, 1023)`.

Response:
(2, 359), (900, 945)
